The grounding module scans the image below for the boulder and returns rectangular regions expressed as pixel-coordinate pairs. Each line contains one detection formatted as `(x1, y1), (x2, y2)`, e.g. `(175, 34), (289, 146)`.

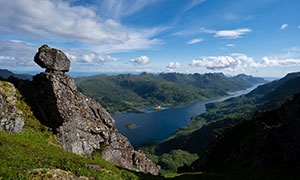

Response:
(34, 44), (70, 72)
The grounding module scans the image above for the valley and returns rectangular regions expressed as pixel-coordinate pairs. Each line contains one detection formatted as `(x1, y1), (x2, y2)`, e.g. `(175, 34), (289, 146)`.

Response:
(1, 68), (300, 179)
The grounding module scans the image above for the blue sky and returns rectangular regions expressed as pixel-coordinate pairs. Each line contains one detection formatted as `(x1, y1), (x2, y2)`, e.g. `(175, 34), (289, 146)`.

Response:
(0, 0), (300, 77)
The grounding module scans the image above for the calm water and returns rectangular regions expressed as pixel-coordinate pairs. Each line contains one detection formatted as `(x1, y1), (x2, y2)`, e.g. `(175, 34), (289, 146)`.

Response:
(113, 86), (258, 147)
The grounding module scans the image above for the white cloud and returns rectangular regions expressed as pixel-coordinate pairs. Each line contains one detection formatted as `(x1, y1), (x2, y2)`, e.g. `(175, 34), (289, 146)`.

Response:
(261, 56), (300, 66)
(280, 24), (288, 30)
(200, 27), (251, 39)
(80, 53), (117, 63)
(190, 56), (241, 70)
(130, 56), (151, 65)
(190, 53), (262, 72)
(100, 0), (160, 20)
(183, 0), (206, 12)
(0, 0), (163, 53)
(215, 28), (251, 39)
(167, 62), (181, 69)
(189, 52), (300, 72)
(187, 38), (203, 44)
(226, 44), (235, 47)
(0, 40), (38, 70)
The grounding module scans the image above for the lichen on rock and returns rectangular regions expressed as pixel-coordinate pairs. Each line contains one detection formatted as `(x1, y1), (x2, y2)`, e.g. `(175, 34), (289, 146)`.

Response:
(0, 81), (24, 133)
(34, 44), (70, 73)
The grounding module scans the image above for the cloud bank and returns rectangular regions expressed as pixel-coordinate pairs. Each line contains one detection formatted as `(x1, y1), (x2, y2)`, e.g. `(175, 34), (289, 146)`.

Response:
(0, 0), (162, 53)
(190, 52), (300, 72)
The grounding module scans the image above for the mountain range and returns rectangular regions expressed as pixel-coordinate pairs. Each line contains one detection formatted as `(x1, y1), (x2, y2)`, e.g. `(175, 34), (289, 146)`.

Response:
(1, 66), (300, 179)
(74, 72), (267, 113)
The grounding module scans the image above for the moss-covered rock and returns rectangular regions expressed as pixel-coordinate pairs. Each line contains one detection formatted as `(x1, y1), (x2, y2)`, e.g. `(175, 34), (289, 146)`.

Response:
(0, 81), (24, 133)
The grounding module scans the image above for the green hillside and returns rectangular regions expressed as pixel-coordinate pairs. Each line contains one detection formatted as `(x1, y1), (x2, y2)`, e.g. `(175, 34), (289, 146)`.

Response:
(139, 72), (300, 174)
(0, 80), (160, 180)
(75, 72), (266, 113)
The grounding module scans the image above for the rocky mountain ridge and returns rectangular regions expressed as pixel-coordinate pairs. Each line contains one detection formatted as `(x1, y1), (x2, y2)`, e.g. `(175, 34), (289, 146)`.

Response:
(179, 92), (300, 172)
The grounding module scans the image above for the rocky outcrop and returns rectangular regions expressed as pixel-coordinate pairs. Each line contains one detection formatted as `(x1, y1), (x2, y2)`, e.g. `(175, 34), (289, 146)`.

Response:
(30, 45), (160, 175)
(28, 168), (91, 180)
(0, 81), (24, 133)
(253, 94), (300, 168)
(34, 44), (70, 72)
(179, 93), (300, 172)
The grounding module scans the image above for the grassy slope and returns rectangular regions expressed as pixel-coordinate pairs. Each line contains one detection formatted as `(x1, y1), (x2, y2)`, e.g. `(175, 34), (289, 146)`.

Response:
(0, 81), (161, 180)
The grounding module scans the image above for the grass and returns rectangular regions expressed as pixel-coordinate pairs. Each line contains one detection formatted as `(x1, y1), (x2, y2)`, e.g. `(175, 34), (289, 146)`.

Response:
(0, 80), (160, 180)
(0, 129), (145, 180)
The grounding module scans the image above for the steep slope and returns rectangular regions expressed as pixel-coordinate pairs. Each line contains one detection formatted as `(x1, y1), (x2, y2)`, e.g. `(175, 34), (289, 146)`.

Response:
(181, 92), (300, 174)
(1, 79), (164, 179)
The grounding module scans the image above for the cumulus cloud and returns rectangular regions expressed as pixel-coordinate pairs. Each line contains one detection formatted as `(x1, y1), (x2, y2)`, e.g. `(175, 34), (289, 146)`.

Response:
(80, 54), (117, 63)
(190, 56), (241, 70)
(167, 62), (181, 69)
(190, 51), (300, 73)
(187, 38), (203, 44)
(261, 56), (300, 66)
(280, 24), (288, 30)
(0, 0), (162, 53)
(130, 56), (151, 65)
(200, 27), (251, 39)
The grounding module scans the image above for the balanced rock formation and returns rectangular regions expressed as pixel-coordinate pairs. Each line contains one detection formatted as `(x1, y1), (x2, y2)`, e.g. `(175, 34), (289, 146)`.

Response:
(34, 44), (70, 72)
(31, 45), (160, 175)
(0, 81), (24, 133)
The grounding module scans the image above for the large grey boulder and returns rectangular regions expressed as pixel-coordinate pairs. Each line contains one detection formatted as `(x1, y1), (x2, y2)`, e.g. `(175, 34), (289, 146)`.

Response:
(34, 44), (70, 72)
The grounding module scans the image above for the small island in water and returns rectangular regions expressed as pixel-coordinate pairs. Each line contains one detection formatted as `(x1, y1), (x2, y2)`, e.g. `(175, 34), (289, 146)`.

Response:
(124, 123), (136, 129)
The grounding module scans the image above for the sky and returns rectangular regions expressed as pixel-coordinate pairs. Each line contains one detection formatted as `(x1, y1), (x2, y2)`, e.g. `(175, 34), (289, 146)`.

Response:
(0, 0), (300, 77)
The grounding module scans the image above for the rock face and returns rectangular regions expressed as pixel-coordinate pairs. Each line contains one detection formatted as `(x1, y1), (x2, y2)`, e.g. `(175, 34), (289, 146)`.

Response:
(253, 94), (300, 168)
(179, 93), (300, 172)
(34, 44), (70, 72)
(31, 45), (160, 175)
(0, 81), (24, 133)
